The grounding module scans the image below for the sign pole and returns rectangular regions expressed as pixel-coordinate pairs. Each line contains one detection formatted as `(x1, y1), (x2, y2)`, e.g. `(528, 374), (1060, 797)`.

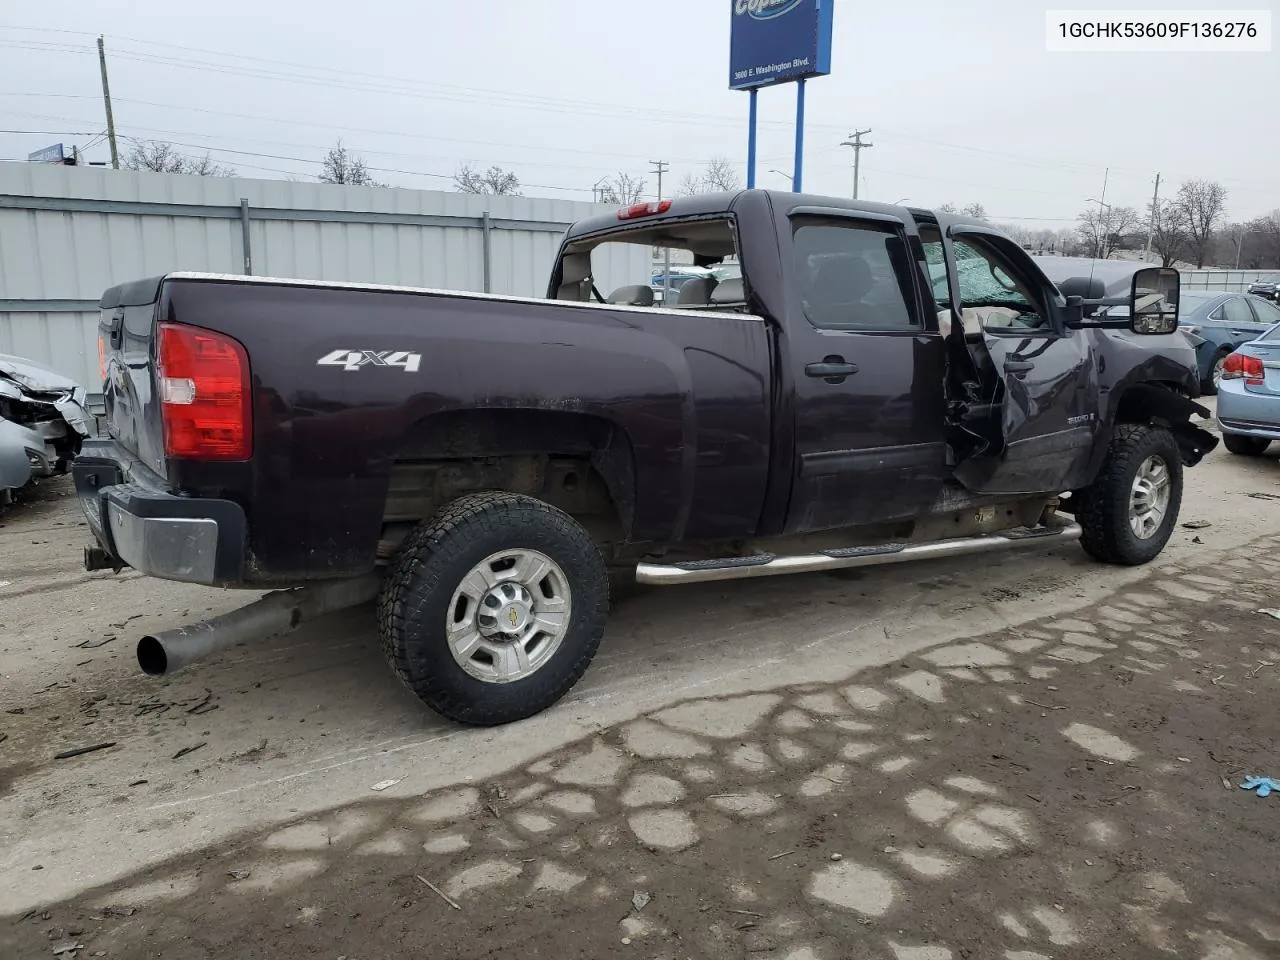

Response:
(792, 79), (806, 193)
(730, 0), (832, 192)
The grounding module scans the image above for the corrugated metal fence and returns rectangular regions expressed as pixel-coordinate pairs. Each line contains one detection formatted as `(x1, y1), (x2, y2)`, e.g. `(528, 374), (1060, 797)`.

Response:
(1179, 268), (1280, 293)
(0, 163), (645, 391)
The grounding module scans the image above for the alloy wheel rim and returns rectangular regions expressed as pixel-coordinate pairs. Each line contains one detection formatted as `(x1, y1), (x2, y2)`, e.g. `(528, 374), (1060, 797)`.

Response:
(1129, 455), (1172, 540)
(446, 549), (572, 684)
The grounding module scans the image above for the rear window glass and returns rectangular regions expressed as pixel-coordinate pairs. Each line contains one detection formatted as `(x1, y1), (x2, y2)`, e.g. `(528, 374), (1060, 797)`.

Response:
(560, 218), (743, 309)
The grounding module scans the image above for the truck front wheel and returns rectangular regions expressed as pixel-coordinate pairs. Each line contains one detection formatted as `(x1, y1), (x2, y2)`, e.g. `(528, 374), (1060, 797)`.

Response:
(377, 492), (609, 726)
(1077, 424), (1183, 566)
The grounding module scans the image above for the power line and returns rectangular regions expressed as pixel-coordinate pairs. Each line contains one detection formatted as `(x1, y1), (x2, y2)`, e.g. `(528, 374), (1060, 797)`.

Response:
(0, 94), (744, 171)
(0, 115), (658, 190)
(1, 26), (1271, 201)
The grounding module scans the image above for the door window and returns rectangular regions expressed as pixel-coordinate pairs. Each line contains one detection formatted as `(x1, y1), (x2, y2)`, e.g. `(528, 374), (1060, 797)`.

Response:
(946, 237), (1050, 332)
(1223, 297), (1257, 325)
(1250, 297), (1280, 327)
(792, 219), (919, 331)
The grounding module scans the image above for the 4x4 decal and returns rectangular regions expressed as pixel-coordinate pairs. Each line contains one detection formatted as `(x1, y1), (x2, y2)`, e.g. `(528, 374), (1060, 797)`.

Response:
(317, 349), (421, 373)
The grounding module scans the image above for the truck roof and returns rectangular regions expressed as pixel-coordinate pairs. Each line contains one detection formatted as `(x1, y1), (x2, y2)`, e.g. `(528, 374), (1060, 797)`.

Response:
(563, 189), (988, 242)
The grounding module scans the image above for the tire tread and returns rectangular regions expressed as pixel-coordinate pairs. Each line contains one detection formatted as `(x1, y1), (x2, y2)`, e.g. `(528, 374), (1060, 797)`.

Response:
(376, 491), (609, 726)
(1076, 423), (1182, 566)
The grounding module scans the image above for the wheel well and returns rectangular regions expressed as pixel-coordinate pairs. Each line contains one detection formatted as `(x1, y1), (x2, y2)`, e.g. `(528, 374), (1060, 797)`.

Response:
(378, 409), (634, 557)
(1111, 381), (1218, 466)
(1114, 381), (1199, 425)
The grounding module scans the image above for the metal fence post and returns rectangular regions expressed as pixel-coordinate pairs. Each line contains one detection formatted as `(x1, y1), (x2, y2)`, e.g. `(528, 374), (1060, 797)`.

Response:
(240, 199), (253, 275)
(481, 211), (492, 293)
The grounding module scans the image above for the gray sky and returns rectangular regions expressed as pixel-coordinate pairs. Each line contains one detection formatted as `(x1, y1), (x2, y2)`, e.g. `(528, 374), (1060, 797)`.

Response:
(1, 1), (1276, 229)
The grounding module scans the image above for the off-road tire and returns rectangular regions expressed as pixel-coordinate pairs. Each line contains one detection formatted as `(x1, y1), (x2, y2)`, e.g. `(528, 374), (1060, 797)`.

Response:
(377, 491), (609, 726)
(1201, 348), (1231, 396)
(1077, 424), (1183, 566)
(1222, 433), (1271, 456)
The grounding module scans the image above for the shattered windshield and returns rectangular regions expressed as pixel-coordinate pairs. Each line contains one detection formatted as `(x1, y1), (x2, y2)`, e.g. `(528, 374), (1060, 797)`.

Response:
(920, 237), (1036, 310)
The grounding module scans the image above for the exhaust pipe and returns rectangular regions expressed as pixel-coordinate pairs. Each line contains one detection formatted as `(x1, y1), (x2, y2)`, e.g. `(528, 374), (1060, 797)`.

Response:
(137, 576), (381, 676)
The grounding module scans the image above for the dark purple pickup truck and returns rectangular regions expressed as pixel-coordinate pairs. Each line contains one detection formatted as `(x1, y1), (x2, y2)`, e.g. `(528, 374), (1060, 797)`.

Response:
(75, 190), (1216, 725)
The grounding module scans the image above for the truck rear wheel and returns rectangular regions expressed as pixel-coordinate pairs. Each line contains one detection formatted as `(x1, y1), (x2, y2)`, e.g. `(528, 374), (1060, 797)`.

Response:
(377, 492), (609, 726)
(1076, 424), (1182, 566)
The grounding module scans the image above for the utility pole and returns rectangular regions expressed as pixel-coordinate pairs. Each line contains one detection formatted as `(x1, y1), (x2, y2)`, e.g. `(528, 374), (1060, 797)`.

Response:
(840, 130), (872, 200)
(651, 160), (671, 304)
(97, 35), (119, 170)
(1143, 172), (1161, 263)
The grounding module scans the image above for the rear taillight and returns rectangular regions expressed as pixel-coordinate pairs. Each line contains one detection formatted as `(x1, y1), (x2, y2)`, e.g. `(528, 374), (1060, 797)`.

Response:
(157, 323), (252, 460)
(617, 200), (672, 220)
(1221, 351), (1265, 386)
(97, 331), (107, 383)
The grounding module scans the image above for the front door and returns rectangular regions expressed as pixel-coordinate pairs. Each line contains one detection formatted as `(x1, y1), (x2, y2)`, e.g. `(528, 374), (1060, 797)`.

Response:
(782, 210), (948, 534)
(923, 227), (1099, 495)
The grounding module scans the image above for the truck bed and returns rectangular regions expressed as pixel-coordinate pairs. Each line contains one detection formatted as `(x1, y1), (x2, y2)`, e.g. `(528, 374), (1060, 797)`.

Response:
(87, 272), (774, 584)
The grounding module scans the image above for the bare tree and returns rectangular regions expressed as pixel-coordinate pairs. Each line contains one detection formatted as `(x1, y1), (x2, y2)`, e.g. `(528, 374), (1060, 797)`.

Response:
(677, 173), (703, 197)
(938, 202), (987, 219)
(596, 172), (646, 205)
(123, 140), (236, 177)
(702, 156), (742, 192)
(1147, 198), (1190, 267)
(679, 157), (743, 196)
(320, 140), (384, 186)
(454, 163), (521, 196)
(1076, 204), (1140, 259)
(997, 223), (1064, 254)
(1175, 179), (1228, 268)
(184, 153), (237, 177)
(1244, 210), (1280, 269)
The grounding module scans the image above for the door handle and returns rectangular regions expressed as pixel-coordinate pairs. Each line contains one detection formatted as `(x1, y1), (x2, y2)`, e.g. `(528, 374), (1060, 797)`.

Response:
(1004, 360), (1034, 374)
(806, 357), (859, 381)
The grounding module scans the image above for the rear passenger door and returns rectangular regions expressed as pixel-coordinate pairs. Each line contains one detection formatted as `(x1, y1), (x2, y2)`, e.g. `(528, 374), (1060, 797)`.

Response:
(1221, 295), (1272, 340)
(781, 209), (948, 534)
(1249, 296), (1280, 330)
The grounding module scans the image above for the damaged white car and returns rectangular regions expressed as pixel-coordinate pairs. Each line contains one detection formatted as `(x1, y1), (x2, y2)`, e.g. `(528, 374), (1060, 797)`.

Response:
(0, 354), (91, 504)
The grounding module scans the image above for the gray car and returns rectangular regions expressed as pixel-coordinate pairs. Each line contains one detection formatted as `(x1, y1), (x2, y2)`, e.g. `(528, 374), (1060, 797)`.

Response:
(0, 354), (91, 504)
(1177, 291), (1280, 394)
(1215, 323), (1280, 455)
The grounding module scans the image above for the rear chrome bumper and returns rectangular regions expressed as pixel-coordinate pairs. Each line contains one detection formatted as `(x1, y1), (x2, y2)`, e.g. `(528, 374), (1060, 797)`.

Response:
(72, 439), (247, 585)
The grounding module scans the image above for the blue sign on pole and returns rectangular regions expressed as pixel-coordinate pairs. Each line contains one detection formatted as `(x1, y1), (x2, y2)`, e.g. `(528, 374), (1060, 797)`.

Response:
(28, 143), (65, 164)
(729, 0), (834, 91)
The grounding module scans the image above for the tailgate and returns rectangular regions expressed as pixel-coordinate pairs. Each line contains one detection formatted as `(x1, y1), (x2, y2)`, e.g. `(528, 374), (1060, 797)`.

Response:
(98, 276), (169, 477)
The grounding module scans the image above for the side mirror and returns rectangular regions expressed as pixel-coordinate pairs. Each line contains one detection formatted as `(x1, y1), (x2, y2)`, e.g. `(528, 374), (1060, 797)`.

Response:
(1130, 267), (1180, 334)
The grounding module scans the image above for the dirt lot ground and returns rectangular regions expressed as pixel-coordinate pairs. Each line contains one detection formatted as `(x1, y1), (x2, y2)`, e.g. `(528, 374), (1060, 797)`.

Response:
(4, 405), (1280, 958)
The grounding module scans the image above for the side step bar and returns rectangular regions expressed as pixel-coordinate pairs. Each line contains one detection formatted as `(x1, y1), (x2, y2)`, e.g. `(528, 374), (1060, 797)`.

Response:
(634, 522), (1082, 586)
